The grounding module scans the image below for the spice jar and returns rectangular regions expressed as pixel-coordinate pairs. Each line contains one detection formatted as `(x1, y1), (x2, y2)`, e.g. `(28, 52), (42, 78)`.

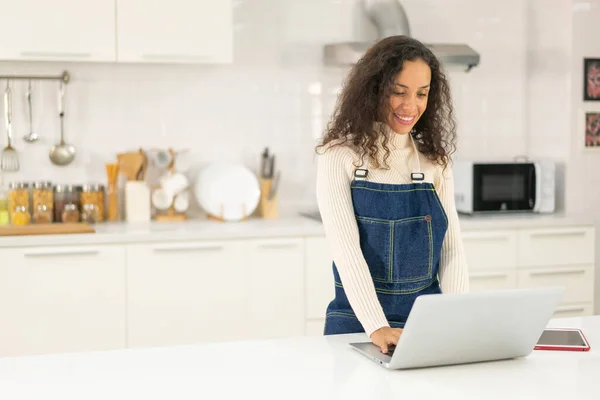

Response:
(32, 181), (53, 224)
(81, 184), (105, 222)
(62, 203), (80, 223)
(54, 184), (79, 223)
(81, 203), (100, 224)
(8, 182), (30, 224)
(12, 205), (31, 225)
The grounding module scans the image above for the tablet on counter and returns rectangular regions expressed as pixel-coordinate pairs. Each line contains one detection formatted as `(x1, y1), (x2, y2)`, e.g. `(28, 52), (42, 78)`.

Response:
(534, 328), (591, 352)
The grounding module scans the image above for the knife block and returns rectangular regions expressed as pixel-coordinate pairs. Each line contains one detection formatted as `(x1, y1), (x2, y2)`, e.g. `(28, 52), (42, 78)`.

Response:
(258, 177), (278, 219)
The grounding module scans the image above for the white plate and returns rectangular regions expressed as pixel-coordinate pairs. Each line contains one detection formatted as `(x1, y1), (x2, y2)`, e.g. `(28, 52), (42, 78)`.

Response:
(194, 163), (260, 221)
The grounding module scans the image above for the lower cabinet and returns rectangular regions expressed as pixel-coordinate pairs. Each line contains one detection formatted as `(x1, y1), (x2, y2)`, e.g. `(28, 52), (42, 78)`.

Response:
(0, 245), (126, 357)
(125, 237), (305, 349)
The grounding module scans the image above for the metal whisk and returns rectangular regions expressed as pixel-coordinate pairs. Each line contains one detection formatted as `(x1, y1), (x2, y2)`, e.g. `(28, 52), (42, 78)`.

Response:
(1, 81), (19, 172)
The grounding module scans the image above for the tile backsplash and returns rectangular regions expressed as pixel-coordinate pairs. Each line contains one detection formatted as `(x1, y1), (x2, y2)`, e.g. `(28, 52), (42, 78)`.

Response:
(0, 0), (591, 214)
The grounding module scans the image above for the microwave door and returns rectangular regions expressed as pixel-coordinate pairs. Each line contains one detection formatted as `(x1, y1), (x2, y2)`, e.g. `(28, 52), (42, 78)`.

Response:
(473, 164), (536, 212)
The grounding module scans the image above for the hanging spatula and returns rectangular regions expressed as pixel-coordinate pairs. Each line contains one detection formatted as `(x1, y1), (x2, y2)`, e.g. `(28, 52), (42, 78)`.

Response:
(1, 82), (19, 172)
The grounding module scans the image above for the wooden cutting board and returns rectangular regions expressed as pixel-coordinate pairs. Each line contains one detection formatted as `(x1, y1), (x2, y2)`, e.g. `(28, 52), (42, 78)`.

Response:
(0, 223), (96, 237)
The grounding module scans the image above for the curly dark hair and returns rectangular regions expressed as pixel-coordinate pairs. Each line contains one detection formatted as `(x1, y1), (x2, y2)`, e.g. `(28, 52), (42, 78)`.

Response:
(316, 35), (457, 169)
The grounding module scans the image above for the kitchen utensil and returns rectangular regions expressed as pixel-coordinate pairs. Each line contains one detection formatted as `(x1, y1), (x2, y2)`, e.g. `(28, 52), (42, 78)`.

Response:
(1, 82), (19, 172)
(117, 151), (144, 181)
(49, 82), (75, 166)
(268, 171), (281, 200)
(260, 147), (270, 177)
(23, 80), (39, 143)
(194, 162), (260, 222)
(105, 163), (120, 221)
(137, 148), (148, 180)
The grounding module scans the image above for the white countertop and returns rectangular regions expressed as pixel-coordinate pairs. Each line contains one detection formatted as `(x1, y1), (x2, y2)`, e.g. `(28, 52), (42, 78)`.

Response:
(0, 316), (598, 400)
(0, 211), (593, 248)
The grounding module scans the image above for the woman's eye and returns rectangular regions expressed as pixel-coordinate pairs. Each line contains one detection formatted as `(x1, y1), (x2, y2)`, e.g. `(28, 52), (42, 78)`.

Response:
(418, 93), (428, 98)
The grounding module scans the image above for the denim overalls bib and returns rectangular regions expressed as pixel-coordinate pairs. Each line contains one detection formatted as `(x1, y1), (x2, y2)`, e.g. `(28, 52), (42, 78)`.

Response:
(324, 135), (449, 335)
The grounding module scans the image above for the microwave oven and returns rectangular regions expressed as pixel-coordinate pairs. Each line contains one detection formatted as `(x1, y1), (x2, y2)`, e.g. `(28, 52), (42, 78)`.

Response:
(453, 160), (556, 214)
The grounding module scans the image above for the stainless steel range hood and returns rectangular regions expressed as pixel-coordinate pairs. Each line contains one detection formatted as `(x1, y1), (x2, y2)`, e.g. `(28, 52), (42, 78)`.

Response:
(323, 0), (480, 72)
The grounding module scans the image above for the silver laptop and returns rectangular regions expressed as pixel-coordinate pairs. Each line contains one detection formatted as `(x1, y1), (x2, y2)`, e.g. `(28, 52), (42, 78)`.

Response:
(350, 287), (564, 370)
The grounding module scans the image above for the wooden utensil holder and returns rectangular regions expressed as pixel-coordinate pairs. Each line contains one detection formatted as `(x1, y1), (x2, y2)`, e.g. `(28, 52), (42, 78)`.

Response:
(258, 177), (278, 219)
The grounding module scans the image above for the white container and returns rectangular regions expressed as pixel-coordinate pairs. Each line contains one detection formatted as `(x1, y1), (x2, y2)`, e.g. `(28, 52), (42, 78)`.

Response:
(125, 181), (151, 223)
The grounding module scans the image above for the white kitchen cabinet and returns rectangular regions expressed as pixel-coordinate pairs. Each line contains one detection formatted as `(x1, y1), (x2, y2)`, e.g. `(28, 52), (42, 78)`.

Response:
(462, 230), (518, 271)
(0, 245), (126, 357)
(0, 0), (115, 62)
(245, 238), (305, 340)
(116, 0), (232, 63)
(517, 227), (595, 268)
(304, 236), (334, 335)
(126, 240), (246, 348)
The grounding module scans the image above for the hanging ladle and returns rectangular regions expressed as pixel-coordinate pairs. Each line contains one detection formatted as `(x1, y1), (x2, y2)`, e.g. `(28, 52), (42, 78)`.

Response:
(49, 81), (75, 166)
(23, 80), (39, 143)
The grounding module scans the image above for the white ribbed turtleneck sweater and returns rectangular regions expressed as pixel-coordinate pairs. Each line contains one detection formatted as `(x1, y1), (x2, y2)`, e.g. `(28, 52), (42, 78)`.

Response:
(316, 124), (469, 337)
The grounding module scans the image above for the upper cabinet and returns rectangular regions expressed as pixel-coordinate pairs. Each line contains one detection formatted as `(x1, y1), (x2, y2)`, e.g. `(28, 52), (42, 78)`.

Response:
(0, 0), (232, 64)
(0, 0), (116, 62)
(116, 0), (233, 63)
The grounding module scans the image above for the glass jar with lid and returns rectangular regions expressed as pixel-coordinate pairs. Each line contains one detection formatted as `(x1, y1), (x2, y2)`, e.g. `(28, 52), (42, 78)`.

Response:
(81, 183), (105, 222)
(12, 205), (31, 225)
(53, 184), (79, 223)
(8, 182), (30, 224)
(32, 181), (53, 224)
(62, 203), (80, 223)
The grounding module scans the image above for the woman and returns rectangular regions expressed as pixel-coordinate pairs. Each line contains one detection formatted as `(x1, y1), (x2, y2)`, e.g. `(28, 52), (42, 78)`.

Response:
(315, 35), (469, 354)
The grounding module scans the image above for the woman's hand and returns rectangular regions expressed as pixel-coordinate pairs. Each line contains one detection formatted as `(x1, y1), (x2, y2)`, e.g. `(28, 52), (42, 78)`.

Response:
(370, 327), (403, 354)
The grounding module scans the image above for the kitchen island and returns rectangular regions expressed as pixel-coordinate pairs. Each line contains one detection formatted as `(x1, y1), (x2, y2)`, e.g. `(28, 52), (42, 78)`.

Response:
(0, 316), (598, 400)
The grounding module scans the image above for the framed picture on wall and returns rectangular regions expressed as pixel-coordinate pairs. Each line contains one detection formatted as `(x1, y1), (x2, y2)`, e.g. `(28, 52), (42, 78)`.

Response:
(584, 58), (600, 101)
(584, 111), (600, 149)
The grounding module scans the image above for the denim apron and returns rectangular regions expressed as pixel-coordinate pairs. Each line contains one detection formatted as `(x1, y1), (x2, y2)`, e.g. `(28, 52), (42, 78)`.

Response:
(324, 135), (448, 335)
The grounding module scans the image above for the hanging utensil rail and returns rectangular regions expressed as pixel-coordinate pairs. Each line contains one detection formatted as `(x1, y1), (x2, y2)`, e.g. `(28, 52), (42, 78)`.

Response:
(0, 70), (70, 84)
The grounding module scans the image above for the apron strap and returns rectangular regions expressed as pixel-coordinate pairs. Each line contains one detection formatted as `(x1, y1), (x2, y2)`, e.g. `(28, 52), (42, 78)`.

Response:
(409, 131), (425, 182)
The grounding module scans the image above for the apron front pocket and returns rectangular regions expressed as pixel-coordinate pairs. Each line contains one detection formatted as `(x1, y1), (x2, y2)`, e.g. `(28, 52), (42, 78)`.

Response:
(356, 215), (434, 284)
(356, 217), (393, 282)
(392, 215), (434, 283)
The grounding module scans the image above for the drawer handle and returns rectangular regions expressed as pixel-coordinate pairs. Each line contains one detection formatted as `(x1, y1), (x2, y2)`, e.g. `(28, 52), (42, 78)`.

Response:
(529, 268), (587, 277)
(529, 229), (588, 238)
(555, 306), (586, 313)
(257, 241), (299, 249)
(464, 234), (511, 242)
(24, 250), (99, 257)
(21, 51), (92, 58)
(153, 244), (224, 252)
(141, 53), (210, 61)
(469, 272), (510, 279)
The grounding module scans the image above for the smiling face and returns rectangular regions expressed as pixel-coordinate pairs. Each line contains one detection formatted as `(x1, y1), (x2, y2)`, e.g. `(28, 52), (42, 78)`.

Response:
(386, 58), (432, 135)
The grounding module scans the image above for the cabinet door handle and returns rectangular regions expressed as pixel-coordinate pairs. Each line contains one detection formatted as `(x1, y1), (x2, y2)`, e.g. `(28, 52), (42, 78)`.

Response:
(152, 243), (224, 252)
(256, 240), (299, 250)
(20, 51), (92, 59)
(529, 268), (587, 277)
(463, 233), (512, 242)
(555, 306), (586, 313)
(24, 249), (99, 258)
(529, 229), (588, 238)
(469, 272), (510, 279)
(141, 53), (209, 62)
